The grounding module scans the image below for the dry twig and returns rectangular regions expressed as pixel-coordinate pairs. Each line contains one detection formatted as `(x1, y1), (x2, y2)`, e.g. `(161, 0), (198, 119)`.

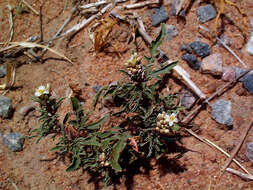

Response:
(199, 25), (247, 68)
(226, 168), (253, 180)
(118, 0), (160, 10)
(21, 0), (39, 15)
(222, 119), (253, 173)
(185, 128), (250, 175)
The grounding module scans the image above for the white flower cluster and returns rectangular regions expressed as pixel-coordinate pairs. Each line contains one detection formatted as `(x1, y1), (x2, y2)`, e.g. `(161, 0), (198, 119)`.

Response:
(34, 84), (50, 97)
(156, 112), (178, 134)
(98, 152), (109, 167)
(124, 52), (142, 74)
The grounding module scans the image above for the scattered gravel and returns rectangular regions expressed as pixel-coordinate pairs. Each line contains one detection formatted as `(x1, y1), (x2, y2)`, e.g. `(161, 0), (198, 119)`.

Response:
(222, 67), (236, 82)
(180, 43), (192, 53)
(242, 74), (253, 95)
(0, 96), (12, 118)
(0, 65), (6, 78)
(180, 89), (196, 110)
(2, 133), (25, 152)
(189, 41), (210, 58)
(152, 6), (169, 26)
(197, 4), (217, 23)
(182, 53), (201, 70)
(201, 53), (223, 76)
(165, 24), (178, 40)
(211, 99), (233, 126)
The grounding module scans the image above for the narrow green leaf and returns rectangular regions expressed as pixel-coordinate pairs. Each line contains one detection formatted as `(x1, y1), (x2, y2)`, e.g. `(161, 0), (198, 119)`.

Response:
(85, 116), (107, 130)
(151, 61), (178, 79)
(66, 154), (81, 172)
(70, 97), (80, 112)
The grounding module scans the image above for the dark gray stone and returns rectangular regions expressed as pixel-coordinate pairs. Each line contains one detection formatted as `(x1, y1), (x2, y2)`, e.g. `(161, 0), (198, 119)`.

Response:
(180, 43), (192, 53)
(246, 142), (253, 163)
(182, 53), (201, 70)
(165, 25), (178, 40)
(0, 65), (6, 78)
(3, 133), (25, 152)
(152, 6), (169, 26)
(180, 90), (196, 110)
(189, 41), (211, 58)
(93, 85), (102, 93)
(233, 66), (247, 81)
(211, 99), (233, 126)
(242, 74), (253, 95)
(0, 96), (12, 118)
(197, 4), (217, 23)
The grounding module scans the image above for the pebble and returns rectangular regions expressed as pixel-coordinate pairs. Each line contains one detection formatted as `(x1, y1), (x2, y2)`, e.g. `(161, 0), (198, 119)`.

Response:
(93, 85), (102, 93)
(246, 142), (253, 163)
(211, 99), (233, 126)
(201, 53), (223, 76)
(197, 4), (217, 23)
(2, 133), (25, 152)
(180, 43), (192, 53)
(182, 53), (201, 70)
(189, 41), (210, 58)
(242, 74), (253, 95)
(165, 25), (178, 40)
(217, 34), (232, 47)
(180, 89), (196, 109)
(0, 65), (6, 78)
(152, 6), (169, 26)
(0, 96), (12, 118)
(233, 66), (247, 81)
(245, 18), (253, 55)
(222, 67), (236, 82)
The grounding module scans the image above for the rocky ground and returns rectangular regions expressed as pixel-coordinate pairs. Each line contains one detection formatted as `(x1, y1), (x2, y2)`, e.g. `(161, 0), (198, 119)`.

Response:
(0, 0), (253, 189)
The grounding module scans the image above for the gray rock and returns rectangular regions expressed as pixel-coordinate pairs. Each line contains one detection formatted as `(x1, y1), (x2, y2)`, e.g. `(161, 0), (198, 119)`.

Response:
(180, 89), (196, 109)
(245, 18), (253, 55)
(211, 99), (233, 126)
(197, 4), (217, 23)
(93, 85), (102, 93)
(152, 6), (169, 26)
(165, 25), (178, 40)
(2, 133), (25, 152)
(0, 96), (12, 118)
(233, 66), (247, 81)
(217, 34), (232, 47)
(189, 41), (210, 58)
(180, 43), (192, 53)
(0, 65), (6, 78)
(201, 53), (223, 76)
(182, 53), (201, 70)
(246, 142), (253, 163)
(242, 74), (253, 95)
(222, 67), (236, 82)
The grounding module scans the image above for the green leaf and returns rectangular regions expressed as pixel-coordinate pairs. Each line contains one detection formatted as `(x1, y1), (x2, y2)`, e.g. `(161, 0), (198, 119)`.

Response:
(92, 86), (105, 109)
(85, 116), (107, 130)
(151, 61), (178, 79)
(69, 120), (78, 127)
(66, 154), (81, 172)
(50, 145), (62, 152)
(63, 113), (69, 124)
(149, 23), (166, 62)
(70, 97), (80, 112)
(80, 136), (101, 146)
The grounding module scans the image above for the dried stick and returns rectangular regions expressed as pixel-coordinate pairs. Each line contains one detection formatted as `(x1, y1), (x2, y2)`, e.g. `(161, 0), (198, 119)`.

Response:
(199, 25), (247, 68)
(21, 0), (39, 15)
(185, 128), (250, 175)
(181, 67), (253, 124)
(79, 0), (107, 9)
(118, 0), (160, 9)
(136, 18), (206, 100)
(222, 119), (253, 173)
(226, 168), (253, 180)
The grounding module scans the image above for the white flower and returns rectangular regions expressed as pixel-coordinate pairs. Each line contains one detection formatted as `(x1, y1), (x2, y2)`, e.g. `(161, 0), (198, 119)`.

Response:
(165, 113), (178, 127)
(35, 85), (49, 97)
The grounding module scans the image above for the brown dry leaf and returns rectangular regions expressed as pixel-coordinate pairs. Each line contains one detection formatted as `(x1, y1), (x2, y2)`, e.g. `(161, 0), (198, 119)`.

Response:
(94, 17), (117, 52)
(0, 61), (14, 90)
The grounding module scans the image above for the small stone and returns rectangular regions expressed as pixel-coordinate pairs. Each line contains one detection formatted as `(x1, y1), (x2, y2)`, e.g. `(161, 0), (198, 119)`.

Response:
(2, 133), (25, 152)
(93, 85), (102, 93)
(0, 65), (6, 78)
(0, 129), (2, 138)
(182, 53), (201, 70)
(152, 6), (169, 26)
(180, 89), (196, 109)
(197, 4), (217, 23)
(242, 74), (253, 95)
(217, 34), (232, 47)
(233, 66), (247, 81)
(211, 99), (233, 126)
(222, 67), (236, 82)
(201, 53), (223, 76)
(180, 43), (192, 53)
(0, 96), (12, 118)
(246, 142), (253, 163)
(189, 41), (210, 58)
(165, 25), (178, 40)
(245, 18), (253, 55)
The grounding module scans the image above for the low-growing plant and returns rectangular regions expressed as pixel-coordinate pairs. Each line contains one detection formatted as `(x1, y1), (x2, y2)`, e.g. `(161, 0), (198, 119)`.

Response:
(32, 24), (184, 186)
